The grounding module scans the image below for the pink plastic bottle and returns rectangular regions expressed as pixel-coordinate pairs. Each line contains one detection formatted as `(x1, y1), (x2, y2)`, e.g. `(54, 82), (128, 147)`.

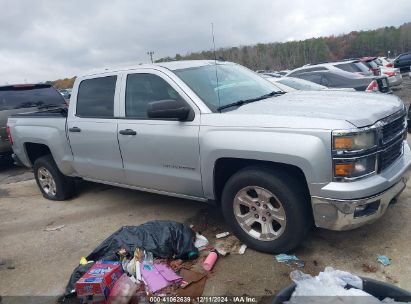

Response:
(203, 251), (218, 271)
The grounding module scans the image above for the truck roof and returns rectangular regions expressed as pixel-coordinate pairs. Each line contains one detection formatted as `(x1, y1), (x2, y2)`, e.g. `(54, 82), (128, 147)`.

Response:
(80, 60), (231, 77)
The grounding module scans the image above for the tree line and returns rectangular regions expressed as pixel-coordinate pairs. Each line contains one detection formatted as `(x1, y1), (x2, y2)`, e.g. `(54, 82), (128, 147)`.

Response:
(156, 22), (411, 71)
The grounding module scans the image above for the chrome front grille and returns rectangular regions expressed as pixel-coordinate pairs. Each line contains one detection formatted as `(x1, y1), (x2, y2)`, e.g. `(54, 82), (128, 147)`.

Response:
(381, 114), (406, 144)
(377, 110), (406, 172)
(379, 139), (403, 171)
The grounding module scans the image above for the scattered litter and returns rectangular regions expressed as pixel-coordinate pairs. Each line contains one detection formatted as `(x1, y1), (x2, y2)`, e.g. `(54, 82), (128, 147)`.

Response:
(44, 224), (65, 232)
(215, 235), (243, 255)
(284, 267), (409, 304)
(64, 221), (198, 296)
(194, 233), (209, 249)
(170, 259), (183, 271)
(362, 263), (378, 273)
(286, 267), (368, 303)
(108, 273), (138, 304)
(63, 220), (239, 302)
(7, 266), (15, 270)
(75, 260), (124, 302)
(276, 254), (305, 268)
(177, 269), (207, 297)
(203, 251), (218, 271)
(238, 244), (247, 255)
(377, 255), (391, 266)
(141, 263), (182, 293)
(216, 232), (230, 239)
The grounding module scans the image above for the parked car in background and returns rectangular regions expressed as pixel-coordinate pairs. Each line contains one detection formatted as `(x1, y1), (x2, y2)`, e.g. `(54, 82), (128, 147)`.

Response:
(394, 52), (411, 72)
(262, 72), (283, 78)
(8, 60), (411, 253)
(0, 84), (66, 159)
(265, 76), (354, 92)
(287, 60), (373, 77)
(377, 57), (394, 68)
(277, 70), (290, 76)
(261, 76), (296, 92)
(59, 89), (72, 100)
(360, 57), (381, 76)
(288, 69), (390, 93)
(377, 64), (403, 87)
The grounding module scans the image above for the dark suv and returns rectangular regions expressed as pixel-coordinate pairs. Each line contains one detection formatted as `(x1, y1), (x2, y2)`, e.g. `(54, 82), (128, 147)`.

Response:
(0, 84), (66, 158)
(394, 52), (411, 71)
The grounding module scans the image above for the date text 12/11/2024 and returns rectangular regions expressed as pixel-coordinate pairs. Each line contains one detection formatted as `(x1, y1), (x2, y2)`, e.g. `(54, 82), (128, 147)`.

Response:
(149, 296), (258, 303)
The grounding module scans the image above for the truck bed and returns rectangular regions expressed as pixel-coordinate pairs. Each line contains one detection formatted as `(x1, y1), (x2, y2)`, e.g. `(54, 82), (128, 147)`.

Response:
(10, 107), (67, 118)
(7, 107), (74, 172)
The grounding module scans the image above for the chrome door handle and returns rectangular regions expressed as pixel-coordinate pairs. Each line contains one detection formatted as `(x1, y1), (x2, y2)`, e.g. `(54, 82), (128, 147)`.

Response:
(119, 129), (137, 135)
(69, 127), (81, 132)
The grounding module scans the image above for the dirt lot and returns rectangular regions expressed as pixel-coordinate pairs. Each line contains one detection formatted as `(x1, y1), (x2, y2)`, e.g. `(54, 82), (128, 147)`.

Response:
(1, 75), (411, 303)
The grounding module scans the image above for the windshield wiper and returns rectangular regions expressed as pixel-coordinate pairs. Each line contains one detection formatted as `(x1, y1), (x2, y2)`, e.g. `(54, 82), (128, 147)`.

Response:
(217, 91), (285, 111)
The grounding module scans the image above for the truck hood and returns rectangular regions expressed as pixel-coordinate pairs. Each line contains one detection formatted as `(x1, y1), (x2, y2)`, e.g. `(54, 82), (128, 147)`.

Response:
(232, 90), (403, 127)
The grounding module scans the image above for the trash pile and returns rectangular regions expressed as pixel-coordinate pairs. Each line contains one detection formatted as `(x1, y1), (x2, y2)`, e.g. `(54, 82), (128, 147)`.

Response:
(63, 221), (243, 304)
(285, 267), (411, 304)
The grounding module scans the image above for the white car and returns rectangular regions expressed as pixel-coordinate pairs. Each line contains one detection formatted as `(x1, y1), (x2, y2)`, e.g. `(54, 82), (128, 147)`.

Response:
(377, 57), (394, 68)
(376, 58), (403, 87)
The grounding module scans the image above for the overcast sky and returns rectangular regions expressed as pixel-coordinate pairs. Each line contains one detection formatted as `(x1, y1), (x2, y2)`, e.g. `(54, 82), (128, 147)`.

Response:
(1, 0), (411, 85)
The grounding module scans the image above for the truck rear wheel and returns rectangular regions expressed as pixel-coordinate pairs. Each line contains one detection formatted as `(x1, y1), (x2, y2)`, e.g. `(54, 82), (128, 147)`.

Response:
(221, 166), (311, 253)
(33, 155), (75, 201)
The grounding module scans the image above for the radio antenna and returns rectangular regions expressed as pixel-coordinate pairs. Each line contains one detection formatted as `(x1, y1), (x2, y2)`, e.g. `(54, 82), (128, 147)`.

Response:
(211, 22), (221, 110)
(212, 23), (217, 61)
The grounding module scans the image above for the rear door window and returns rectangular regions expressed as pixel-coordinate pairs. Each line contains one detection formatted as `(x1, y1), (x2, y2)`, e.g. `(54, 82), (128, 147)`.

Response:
(334, 63), (362, 73)
(0, 86), (65, 111)
(366, 60), (378, 69)
(354, 62), (371, 73)
(298, 73), (323, 84)
(76, 76), (117, 118)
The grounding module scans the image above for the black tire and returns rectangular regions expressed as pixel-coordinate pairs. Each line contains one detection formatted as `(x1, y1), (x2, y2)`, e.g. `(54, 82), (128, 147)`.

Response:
(33, 155), (75, 201)
(221, 166), (312, 253)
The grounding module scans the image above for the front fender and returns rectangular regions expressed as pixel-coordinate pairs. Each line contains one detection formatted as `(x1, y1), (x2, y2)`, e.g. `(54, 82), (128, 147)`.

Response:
(200, 128), (332, 199)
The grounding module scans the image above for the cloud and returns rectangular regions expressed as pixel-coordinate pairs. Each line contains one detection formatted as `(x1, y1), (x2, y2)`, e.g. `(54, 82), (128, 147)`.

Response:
(1, 0), (410, 84)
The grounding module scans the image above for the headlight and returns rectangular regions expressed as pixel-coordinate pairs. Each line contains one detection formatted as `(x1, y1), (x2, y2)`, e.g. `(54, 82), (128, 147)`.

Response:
(334, 154), (377, 179)
(333, 129), (377, 152)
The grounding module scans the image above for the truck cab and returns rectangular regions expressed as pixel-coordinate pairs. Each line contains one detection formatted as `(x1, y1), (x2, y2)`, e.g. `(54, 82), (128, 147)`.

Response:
(8, 61), (411, 253)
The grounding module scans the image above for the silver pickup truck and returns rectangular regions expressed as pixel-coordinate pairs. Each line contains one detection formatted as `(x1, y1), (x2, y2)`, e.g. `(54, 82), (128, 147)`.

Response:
(7, 60), (411, 253)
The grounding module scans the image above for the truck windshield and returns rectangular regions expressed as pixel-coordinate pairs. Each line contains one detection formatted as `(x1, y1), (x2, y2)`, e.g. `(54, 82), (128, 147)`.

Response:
(174, 64), (278, 112)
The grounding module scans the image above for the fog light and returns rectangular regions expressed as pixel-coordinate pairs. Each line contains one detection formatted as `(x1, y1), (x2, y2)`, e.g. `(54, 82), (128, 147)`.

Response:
(354, 201), (380, 218)
(355, 205), (367, 212)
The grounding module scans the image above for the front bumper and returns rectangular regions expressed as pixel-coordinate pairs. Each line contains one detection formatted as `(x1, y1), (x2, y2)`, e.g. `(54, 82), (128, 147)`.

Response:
(312, 174), (408, 230)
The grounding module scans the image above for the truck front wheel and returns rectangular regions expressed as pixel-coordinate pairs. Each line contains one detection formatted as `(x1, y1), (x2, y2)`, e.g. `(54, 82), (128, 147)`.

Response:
(33, 155), (75, 201)
(221, 166), (311, 253)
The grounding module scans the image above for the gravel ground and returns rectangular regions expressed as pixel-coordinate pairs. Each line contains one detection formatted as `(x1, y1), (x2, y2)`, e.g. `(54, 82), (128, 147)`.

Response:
(0, 74), (410, 303)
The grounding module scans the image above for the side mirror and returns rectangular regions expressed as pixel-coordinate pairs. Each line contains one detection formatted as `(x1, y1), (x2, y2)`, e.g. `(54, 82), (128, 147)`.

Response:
(147, 99), (191, 121)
